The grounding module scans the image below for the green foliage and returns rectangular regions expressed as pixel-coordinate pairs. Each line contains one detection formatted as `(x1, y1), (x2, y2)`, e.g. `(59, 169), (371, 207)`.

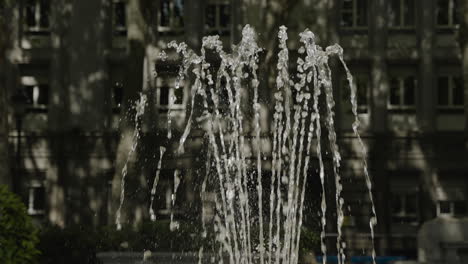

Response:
(0, 184), (40, 264)
(38, 225), (100, 264)
(299, 226), (320, 256)
(38, 220), (203, 264)
(96, 220), (203, 252)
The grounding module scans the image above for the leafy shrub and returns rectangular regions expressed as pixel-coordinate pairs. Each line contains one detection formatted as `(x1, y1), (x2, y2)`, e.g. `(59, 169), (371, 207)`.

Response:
(38, 225), (100, 264)
(0, 184), (40, 264)
(96, 220), (203, 252)
(299, 226), (320, 256)
(38, 220), (203, 263)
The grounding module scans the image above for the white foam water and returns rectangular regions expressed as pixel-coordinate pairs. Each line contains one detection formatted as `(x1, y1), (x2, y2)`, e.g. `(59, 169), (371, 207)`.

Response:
(116, 25), (377, 264)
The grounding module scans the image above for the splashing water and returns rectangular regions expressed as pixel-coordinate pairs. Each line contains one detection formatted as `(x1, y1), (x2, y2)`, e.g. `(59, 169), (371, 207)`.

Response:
(117, 25), (376, 264)
(116, 93), (147, 230)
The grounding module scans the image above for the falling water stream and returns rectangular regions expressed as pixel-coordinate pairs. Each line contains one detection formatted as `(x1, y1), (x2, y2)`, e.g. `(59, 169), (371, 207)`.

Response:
(117, 25), (376, 264)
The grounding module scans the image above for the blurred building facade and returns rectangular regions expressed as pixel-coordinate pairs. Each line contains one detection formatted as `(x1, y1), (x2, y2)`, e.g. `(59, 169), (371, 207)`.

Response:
(3, 0), (468, 259)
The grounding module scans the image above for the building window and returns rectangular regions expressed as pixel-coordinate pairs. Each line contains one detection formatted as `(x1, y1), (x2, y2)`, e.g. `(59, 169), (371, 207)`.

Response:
(113, 0), (127, 36)
(156, 77), (186, 113)
(205, 0), (231, 35)
(389, 0), (415, 28)
(27, 181), (45, 216)
(112, 82), (123, 112)
(391, 191), (418, 224)
(437, 200), (466, 216)
(389, 76), (416, 109)
(340, 0), (368, 29)
(24, 0), (50, 34)
(437, 75), (463, 108)
(21, 76), (49, 111)
(158, 0), (184, 34)
(342, 75), (369, 113)
(436, 0), (459, 27)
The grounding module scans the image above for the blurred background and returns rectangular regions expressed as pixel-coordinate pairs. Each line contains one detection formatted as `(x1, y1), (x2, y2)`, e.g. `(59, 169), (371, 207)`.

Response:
(1, 0), (468, 263)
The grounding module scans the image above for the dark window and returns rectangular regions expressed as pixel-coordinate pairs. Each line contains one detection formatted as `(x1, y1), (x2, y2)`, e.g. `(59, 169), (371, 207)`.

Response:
(25, 85), (36, 105)
(356, 0), (367, 26)
(219, 4), (230, 28)
(403, 76), (415, 105)
(160, 86), (169, 106)
(37, 84), (49, 105)
(113, 82), (123, 108)
(205, 1), (231, 34)
(390, 78), (401, 106)
(403, 0), (415, 26)
(453, 77), (463, 106)
(391, 192), (418, 223)
(437, 0), (459, 26)
(205, 5), (216, 28)
(454, 201), (467, 216)
(437, 75), (463, 108)
(174, 0), (184, 27)
(341, 0), (368, 28)
(438, 200), (467, 216)
(160, 0), (171, 27)
(28, 183), (46, 215)
(32, 186), (45, 211)
(390, 0), (415, 27)
(174, 87), (184, 105)
(39, 0), (49, 28)
(159, 0), (184, 31)
(389, 76), (416, 107)
(24, 0), (50, 32)
(25, 0), (37, 27)
(439, 201), (451, 214)
(437, 0), (450, 25)
(114, 1), (127, 35)
(24, 84), (49, 108)
(342, 75), (369, 112)
(438, 76), (449, 106)
(356, 77), (368, 107)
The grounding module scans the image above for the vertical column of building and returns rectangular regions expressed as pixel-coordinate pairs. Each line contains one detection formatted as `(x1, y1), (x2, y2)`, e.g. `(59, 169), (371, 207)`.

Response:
(231, 0), (242, 43)
(418, 0), (436, 132)
(0, 0), (20, 188)
(69, 0), (111, 226)
(185, 0), (204, 50)
(369, 0), (390, 255)
(68, 0), (110, 131)
(48, 0), (71, 227)
(48, 0), (111, 226)
(183, 0), (205, 211)
(417, 0), (437, 224)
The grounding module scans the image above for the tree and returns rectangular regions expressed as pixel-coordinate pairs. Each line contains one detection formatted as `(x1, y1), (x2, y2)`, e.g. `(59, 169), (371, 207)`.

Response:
(460, 0), (468, 133)
(0, 185), (40, 263)
(111, 0), (156, 228)
(0, 0), (14, 188)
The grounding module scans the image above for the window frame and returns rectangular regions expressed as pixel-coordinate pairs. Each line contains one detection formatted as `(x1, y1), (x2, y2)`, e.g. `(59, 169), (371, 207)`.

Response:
(205, 0), (231, 35)
(340, 0), (368, 30)
(437, 200), (466, 217)
(388, 0), (416, 29)
(112, 0), (127, 36)
(342, 74), (370, 113)
(23, 0), (50, 34)
(436, 0), (459, 28)
(390, 187), (419, 225)
(156, 76), (186, 114)
(27, 179), (46, 216)
(388, 75), (417, 110)
(21, 76), (49, 112)
(437, 75), (464, 110)
(157, 0), (185, 34)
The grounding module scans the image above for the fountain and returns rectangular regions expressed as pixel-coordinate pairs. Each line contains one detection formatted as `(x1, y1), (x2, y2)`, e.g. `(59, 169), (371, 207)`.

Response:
(115, 25), (377, 264)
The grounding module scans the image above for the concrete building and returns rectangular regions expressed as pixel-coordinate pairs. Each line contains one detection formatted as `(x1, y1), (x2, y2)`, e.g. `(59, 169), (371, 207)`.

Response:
(3, 0), (468, 260)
